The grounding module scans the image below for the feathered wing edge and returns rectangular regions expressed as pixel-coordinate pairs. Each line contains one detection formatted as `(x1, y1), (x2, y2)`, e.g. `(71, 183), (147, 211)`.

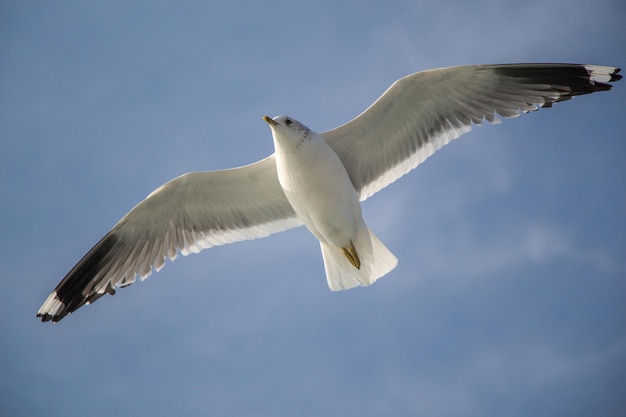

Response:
(324, 64), (621, 201)
(37, 156), (301, 322)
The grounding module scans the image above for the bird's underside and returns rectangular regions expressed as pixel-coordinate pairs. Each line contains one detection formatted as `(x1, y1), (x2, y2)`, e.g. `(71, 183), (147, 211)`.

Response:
(37, 63), (621, 322)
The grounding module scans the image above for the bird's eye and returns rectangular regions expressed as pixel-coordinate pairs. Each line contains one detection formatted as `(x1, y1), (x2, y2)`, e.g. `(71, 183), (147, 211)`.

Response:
(285, 119), (293, 125)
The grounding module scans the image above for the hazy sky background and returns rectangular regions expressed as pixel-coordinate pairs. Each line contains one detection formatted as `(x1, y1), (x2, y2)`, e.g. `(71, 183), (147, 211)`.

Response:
(1, 1), (625, 416)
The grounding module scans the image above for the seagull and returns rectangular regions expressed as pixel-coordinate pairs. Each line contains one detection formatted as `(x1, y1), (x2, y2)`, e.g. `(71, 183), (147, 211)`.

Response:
(37, 63), (621, 322)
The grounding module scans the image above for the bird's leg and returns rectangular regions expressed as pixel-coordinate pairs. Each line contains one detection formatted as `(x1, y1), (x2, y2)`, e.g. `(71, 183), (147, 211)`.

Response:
(342, 241), (361, 270)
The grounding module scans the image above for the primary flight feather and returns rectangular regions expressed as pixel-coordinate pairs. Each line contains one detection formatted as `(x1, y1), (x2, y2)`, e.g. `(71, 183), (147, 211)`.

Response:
(37, 63), (621, 322)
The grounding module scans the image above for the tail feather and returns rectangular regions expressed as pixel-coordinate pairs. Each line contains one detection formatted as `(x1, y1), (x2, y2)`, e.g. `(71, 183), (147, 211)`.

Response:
(321, 225), (398, 291)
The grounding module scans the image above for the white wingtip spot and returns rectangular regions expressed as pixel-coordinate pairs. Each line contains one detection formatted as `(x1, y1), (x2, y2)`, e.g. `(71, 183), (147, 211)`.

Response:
(37, 291), (65, 317)
(583, 65), (618, 83)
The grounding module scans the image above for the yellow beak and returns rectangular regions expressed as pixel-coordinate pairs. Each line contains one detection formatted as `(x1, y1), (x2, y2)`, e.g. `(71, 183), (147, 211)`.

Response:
(263, 115), (278, 127)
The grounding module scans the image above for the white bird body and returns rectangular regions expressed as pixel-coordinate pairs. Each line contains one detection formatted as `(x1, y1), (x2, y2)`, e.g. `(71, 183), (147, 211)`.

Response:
(36, 63), (621, 322)
(267, 116), (397, 289)
(271, 118), (359, 248)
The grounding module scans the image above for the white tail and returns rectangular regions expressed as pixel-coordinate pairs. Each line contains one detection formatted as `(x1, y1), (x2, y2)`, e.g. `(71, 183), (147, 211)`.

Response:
(320, 223), (398, 291)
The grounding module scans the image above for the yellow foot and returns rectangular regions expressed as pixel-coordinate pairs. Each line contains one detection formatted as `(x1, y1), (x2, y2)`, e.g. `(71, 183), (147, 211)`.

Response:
(342, 241), (361, 270)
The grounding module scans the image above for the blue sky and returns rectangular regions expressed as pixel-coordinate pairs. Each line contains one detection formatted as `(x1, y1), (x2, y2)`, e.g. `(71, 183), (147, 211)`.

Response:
(1, 1), (625, 416)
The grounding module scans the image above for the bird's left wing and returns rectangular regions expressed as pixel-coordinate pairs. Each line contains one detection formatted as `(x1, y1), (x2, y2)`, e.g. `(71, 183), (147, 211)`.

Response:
(37, 154), (301, 322)
(323, 64), (621, 200)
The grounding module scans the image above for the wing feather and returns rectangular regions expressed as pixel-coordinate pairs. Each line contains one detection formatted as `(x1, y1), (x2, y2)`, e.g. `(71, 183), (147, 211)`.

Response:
(323, 64), (621, 200)
(37, 155), (300, 322)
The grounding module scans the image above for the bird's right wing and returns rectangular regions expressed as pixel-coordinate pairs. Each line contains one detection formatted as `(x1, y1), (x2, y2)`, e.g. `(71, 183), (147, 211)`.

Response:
(38, 154), (301, 322)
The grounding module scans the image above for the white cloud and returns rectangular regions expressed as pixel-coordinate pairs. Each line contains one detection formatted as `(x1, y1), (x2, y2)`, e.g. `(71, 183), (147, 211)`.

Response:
(391, 216), (623, 289)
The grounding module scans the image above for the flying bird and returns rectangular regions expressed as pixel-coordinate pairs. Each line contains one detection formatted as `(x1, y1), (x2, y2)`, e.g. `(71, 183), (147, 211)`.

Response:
(37, 63), (621, 322)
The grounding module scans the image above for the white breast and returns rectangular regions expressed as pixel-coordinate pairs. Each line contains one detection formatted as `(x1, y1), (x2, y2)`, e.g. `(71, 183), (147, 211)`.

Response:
(274, 132), (362, 248)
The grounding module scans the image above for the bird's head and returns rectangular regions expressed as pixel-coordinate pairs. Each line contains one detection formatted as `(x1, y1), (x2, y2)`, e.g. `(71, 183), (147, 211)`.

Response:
(263, 115), (313, 153)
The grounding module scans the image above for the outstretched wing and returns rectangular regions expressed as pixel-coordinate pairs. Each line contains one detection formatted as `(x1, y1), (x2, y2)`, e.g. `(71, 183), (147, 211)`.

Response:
(323, 64), (621, 200)
(37, 155), (301, 322)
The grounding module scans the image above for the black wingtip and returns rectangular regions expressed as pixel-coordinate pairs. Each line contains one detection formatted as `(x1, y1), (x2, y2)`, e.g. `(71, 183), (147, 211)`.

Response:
(492, 64), (621, 105)
(610, 67), (622, 82)
(38, 314), (65, 323)
(38, 313), (53, 323)
(37, 232), (119, 323)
